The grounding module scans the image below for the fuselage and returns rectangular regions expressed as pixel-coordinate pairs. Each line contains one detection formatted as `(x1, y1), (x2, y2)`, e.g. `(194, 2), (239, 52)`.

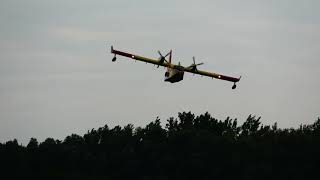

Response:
(164, 68), (184, 83)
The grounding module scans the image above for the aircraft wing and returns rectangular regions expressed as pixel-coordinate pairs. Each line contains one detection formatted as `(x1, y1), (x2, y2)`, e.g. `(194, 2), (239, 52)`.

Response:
(183, 67), (241, 83)
(111, 46), (169, 67)
(111, 46), (240, 84)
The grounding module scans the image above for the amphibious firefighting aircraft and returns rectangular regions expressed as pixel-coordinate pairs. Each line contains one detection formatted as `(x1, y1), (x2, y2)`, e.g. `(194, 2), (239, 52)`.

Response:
(110, 46), (241, 89)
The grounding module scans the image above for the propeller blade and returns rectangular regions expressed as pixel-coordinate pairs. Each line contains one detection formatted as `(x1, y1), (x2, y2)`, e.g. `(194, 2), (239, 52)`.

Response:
(188, 55), (204, 71)
(164, 51), (171, 58)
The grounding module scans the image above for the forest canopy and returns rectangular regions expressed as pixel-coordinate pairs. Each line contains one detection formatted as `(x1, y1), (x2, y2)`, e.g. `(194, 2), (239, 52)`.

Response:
(1, 112), (320, 179)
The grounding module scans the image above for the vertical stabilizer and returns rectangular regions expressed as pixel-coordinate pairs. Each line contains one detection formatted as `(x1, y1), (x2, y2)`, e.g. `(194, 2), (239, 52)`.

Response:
(168, 50), (172, 71)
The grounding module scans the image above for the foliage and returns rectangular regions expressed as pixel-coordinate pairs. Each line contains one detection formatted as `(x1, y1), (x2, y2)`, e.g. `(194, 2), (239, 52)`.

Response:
(1, 112), (320, 179)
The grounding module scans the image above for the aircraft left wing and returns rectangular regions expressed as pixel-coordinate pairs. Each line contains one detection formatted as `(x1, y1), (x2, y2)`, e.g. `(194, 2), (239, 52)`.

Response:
(111, 46), (169, 67)
(183, 68), (241, 83)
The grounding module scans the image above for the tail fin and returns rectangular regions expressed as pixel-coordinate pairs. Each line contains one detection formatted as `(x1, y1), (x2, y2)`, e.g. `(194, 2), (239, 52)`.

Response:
(167, 50), (172, 71)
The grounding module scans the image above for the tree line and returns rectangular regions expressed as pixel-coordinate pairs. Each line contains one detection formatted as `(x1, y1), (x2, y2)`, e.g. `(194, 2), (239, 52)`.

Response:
(1, 112), (320, 179)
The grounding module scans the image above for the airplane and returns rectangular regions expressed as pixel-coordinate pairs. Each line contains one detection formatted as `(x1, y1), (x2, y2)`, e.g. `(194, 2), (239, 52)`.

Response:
(110, 46), (241, 89)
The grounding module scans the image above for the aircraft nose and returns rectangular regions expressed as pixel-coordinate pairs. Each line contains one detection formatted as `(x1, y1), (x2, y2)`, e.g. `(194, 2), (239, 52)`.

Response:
(165, 71), (170, 77)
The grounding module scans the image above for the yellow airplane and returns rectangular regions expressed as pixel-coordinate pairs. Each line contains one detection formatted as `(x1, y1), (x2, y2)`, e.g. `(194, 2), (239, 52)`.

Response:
(111, 46), (241, 89)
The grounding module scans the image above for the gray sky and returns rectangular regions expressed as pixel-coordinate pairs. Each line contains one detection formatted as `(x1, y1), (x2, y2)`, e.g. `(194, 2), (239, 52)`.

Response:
(1, 0), (320, 145)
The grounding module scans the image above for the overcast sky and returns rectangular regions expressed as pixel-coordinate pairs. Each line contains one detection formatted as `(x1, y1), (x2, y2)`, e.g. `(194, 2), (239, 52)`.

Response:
(1, 0), (320, 144)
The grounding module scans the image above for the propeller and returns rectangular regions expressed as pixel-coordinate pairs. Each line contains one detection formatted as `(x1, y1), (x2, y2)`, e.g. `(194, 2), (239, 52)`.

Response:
(189, 56), (204, 71)
(157, 50), (170, 67)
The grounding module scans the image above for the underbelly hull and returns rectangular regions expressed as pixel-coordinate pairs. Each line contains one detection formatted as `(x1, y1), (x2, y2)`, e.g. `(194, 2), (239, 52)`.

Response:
(164, 70), (184, 83)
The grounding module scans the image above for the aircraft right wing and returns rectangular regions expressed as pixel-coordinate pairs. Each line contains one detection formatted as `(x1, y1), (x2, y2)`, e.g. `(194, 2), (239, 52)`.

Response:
(111, 46), (169, 68)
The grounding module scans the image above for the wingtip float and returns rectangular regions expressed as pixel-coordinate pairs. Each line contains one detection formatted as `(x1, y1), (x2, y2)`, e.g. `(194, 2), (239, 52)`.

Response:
(110, 45), (241, 89)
